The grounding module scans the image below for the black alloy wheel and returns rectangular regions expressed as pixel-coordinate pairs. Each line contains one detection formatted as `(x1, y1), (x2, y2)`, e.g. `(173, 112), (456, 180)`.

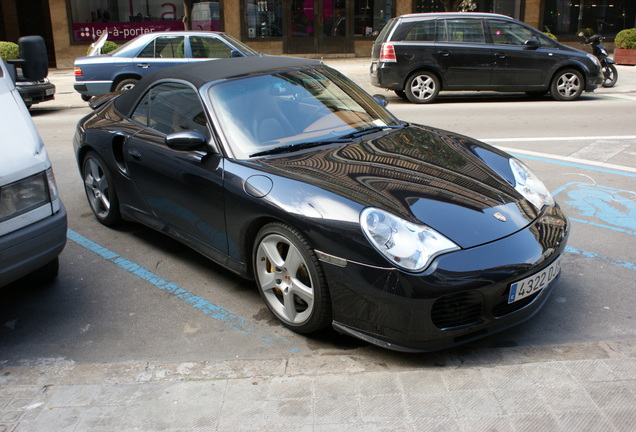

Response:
(82, 151), (122, 226)
(253, 223), (331, 334)
(602, 64), (618, 88)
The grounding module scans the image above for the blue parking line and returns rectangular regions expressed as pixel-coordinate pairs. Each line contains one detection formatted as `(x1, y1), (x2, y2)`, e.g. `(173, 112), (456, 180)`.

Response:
(66, 229), (298, 351)
(565, 246), (636, 271)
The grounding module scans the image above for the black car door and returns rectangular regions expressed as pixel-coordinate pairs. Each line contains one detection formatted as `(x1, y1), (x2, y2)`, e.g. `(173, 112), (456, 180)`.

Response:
(487, 19), (557, 88)
(124, 82), (228, 255)
(435, 18), (493, 88)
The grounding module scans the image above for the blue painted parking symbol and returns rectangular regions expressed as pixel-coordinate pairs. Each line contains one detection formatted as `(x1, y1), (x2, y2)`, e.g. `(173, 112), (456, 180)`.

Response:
(553, 182), (636, 235)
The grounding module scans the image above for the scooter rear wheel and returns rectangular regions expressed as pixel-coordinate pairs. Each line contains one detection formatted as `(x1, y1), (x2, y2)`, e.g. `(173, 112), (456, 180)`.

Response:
(602, 64), (618, 88)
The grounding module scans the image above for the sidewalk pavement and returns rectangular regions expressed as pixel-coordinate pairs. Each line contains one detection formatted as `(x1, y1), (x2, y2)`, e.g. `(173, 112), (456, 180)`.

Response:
(1, 341), (636, 431)
(3, 59), (635, 431)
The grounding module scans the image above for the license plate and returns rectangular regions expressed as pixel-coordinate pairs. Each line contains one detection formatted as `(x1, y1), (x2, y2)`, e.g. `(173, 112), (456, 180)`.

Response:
(508, 258), (561, 304)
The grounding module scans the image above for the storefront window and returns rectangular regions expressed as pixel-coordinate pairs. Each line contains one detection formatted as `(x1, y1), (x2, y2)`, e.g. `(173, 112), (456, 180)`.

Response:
(413, 0), (519, 18)
(354, 0), (393, 37)
(245, 0), (284, 38)
(543, 0), (636, 37)
(69, 0), (187, 42)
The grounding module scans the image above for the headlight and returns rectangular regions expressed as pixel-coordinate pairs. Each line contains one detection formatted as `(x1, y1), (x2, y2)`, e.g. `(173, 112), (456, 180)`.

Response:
(360, 208), (459, 272)
(586, 53), (601, 68)
(509, 158), (554, 210)
(0, 172), (50, 221)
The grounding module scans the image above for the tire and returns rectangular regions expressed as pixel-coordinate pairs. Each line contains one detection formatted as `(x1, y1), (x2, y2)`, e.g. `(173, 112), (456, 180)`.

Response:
(82, 151), (122, 226)
(253, 222), (331, 334)
(602, 64), (618, 88)
(81, 94), (92, 102)
(550, 69), (584, 101)
(394, 89), (408, 100)
(405, 71), (440, 104)
(114, 78), (139, 92)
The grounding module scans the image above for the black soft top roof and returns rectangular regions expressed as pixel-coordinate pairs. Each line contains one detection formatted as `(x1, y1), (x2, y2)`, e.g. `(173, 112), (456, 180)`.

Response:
(114, 55), (322, 114)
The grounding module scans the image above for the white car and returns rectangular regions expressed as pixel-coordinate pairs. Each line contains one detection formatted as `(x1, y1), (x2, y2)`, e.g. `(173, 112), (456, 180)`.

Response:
(0, 59), (66, 287)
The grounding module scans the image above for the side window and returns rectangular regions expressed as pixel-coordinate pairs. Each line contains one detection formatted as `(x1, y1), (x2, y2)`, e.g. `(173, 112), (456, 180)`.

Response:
(489, 20), (534, 46)
(437, 19), (485, 44)
(190, 36), (233, 58)
(131, 83), (209, 138)
(138, 36), (185, 58)
(131, 93), (150, 126)
(403, 20), (436, 42)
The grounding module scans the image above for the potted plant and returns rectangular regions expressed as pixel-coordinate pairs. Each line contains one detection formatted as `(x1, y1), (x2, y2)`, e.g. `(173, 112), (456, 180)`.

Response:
(614, 28), (636, 65)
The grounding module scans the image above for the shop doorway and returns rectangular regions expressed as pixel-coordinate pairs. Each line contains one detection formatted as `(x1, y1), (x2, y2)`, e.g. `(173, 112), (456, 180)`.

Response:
(286, 0), (351, 54)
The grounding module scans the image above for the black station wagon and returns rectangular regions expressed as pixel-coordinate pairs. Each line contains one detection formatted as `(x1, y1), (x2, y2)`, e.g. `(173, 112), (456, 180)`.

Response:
(370, 12), (604, 103)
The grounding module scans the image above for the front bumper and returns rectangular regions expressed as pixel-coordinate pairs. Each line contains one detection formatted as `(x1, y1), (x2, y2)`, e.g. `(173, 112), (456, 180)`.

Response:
(16, 82), (55, 106)
(0, 204), (67, 287)
(323, 206), (569, 352)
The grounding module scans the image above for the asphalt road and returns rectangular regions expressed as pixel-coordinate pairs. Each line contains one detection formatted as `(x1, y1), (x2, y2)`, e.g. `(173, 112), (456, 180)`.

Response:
(2, 64), (635, 369)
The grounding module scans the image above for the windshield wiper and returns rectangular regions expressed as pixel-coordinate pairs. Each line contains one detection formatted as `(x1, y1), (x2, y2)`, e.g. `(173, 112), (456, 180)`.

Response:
(250, 138), (353, 158)
(337, 124), (406, 140)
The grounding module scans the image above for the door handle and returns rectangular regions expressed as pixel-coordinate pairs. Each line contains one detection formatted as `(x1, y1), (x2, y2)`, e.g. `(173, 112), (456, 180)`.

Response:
(437, 51), (450, 57)
(495, 53), (506, 59)
(136, 63), (150, 69)
(129, 149), (141, 160)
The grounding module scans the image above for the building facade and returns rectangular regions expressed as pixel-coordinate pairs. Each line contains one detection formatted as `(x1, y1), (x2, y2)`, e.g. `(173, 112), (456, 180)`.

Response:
(1, 0), (634, 69)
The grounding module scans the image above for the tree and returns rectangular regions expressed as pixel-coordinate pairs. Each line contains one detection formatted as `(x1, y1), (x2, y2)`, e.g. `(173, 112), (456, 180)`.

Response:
(183, 0), (193, 30)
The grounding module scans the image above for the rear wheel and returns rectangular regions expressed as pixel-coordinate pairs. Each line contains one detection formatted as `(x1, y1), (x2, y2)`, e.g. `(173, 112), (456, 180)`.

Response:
(253, 223), (331, 334)
(405, 71), (440, 104)
(550, 69), (583, 101)
(602, 64), (618, 88)
(82, 151), (122, 226)
(114, 78), (139, 92)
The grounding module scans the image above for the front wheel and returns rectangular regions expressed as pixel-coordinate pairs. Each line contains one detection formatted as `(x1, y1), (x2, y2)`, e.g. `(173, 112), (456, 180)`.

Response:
(82, 151), (122, 226)
(602, 64), (618, 88)
(550, 69), (584, 101)
(405, 72), (440, 104)
(253, 223), (331, 334)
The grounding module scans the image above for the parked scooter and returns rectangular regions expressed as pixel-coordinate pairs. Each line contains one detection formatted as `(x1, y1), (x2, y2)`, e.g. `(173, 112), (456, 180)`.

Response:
(579, 28), (618, 88)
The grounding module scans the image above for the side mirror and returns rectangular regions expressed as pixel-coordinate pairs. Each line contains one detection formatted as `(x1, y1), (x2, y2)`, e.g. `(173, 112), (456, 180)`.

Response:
(372, 94), (389, 108)
(524, 38), (540, 50)
(230, 50), (243, 58)
(165, 131), (209, 151)
(18, 35), (48, 81)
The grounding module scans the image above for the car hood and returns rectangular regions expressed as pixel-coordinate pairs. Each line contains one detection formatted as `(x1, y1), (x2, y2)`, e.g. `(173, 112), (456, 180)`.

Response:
(0, 78), (48, 186)
(255, 125), (538, 249)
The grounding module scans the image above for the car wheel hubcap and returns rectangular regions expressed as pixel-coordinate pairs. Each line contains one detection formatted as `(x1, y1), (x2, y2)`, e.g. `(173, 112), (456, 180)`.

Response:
(84, 158), (111, 218)
(256, 234), (314, 325)
(557, 73), (580, 98)
(411, 76), (435, 100)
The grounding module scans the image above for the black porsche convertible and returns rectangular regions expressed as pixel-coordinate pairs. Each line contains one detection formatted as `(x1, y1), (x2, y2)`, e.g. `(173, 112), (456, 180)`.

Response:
(73, 56), (569, 352)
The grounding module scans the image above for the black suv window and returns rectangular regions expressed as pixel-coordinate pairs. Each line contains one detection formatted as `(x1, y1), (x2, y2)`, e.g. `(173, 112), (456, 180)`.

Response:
(488, 20), (534, 45)
(403, 20), (436, 41)
(437, 19), (485, 44)
(488, 20), (557, 48)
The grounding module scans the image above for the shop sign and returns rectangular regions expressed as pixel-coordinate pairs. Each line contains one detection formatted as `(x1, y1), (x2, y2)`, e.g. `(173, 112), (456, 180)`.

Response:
(73, 21), (185, 42)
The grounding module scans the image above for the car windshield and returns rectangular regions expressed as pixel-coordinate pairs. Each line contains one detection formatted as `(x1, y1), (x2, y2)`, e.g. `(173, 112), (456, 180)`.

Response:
(208, 67), (400, 159)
